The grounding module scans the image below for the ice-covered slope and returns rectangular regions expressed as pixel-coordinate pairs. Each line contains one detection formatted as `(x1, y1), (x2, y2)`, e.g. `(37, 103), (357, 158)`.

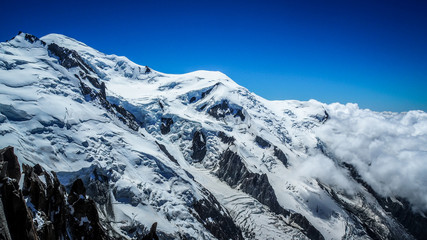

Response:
(1, 32), (426, 240)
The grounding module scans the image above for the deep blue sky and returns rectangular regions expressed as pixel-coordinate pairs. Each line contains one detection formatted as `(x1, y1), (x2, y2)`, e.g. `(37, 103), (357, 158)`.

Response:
(2, 0), (426, 112)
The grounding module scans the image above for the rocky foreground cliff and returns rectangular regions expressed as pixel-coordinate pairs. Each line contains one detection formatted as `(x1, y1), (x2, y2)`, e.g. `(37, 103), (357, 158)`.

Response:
(0, 146), (162, 239)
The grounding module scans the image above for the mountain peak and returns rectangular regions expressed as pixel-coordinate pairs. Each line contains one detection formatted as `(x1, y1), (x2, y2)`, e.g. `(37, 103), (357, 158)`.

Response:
(1, 32), (426, 240)
(5, 31), (46, 47)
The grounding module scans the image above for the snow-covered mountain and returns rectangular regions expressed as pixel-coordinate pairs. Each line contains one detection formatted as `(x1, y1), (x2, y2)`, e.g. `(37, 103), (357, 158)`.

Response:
(0, 32), (426, 240)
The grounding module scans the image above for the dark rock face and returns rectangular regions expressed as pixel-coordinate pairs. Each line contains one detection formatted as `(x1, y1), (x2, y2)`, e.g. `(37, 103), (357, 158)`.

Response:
(85, 74), (102, 89)
(79, 79), (93, 96)
(0, 198), (12, 240)
(193, 188), (244, 240)
(156, 141), (178, 164)
(255, 136), (271, 148)
(23, 33), (46, 45)
(0, 147), (38, 240)
(289, 213), (327, 240)
(273, 146), (288, 166)
(0, 146), (113, 240)
(100, 82), (107, 99)
(189, 84), (216, 104)
(379, 197), (427, 240)
(340, 162), (426, 240)
(141, 222), (159, 240)
(216, 150), (324, 240)
(189, 96), (197, 103)
(22, 163), (69, 239)
(160, 117), (174, 134)
(207, 100), (245, 121)
(312, 110), (329, 123)
(217, 131), (235, 145)
(49, 43), (140, 132)
(48, 43), (93, 73)
(191, 130), (207, 161)
(0, 161), (38, 240)
(67, 178), (109, 240)
(0, 146), (21, 181)
(85, 168), (114, 216)
(216, 150), (282, 213)
(111, 103), (139, 131)
(323, 185), (401, 240)
(68, 178), (86, 203)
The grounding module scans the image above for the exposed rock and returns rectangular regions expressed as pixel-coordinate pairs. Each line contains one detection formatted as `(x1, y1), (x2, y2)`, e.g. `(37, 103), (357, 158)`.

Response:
(0, 148), (38, 240)
(160, 117), (173, 134)
(48, 43), (92, 73)
(340, 162), (424, 240)
(85, 168), (114, 217)
(67, 178), (110, 240)
(79, 79), (93, 96)
(156, 141), (178, 164)
(191, 130), (207, 161)
(85, 74), (102, 89)
(100, 82), (107, 99)
(207, 100), (245, 121)
(158, 100), (164, 110)
(255, 136), (271, 148)
(33, 164), (44, 176)
(22, 163), (48, 211)
(68, 178), (86, 204)
(0, 146), (21, 181)
(0, 146), (112, 240)
(378, 197), (427, 240)
(217, 131), (235, 145)
(0, 199), (12, 240)
(111, 103), (139, 131)
(23, 33), (46, 45)
(273, 146), (288, 166)
(189, 84), (216, 104)
(216, 150), (282, 213)
(193, 188), (244, 240)
(144, 66), (151, 74)
(290, 213), (327, 240)
(0, 177), (38, 240)
(216, 150), (324, 240)
(141, 222), (159, 240)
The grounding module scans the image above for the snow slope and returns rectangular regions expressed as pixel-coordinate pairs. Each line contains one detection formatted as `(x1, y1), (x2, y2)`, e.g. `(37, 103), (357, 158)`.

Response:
(1, 32), (426, 240)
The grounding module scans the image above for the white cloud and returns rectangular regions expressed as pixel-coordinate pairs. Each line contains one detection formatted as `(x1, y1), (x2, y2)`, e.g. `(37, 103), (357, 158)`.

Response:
(316, 103), (427, 211)
(294, 153), (357, 194)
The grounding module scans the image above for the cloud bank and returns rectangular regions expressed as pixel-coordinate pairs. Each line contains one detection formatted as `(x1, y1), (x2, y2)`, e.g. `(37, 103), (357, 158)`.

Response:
(315, 103), (427, 212)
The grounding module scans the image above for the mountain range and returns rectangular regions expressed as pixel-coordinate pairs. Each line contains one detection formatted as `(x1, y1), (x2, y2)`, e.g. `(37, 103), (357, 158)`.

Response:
(0, 32), (426, 240)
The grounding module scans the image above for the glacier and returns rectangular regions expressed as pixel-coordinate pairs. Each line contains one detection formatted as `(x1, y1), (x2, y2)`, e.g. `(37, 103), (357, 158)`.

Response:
(0, 32), (426, 239)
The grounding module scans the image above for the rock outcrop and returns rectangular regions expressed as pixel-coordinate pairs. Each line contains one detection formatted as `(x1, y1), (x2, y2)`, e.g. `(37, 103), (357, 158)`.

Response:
(191, 130), (207, 161)
(193, 188), (244, 240)
(216, 150), (324, 240)
(0, 146), (168, 240)
(160, 117), (174, 134)
(207, 100), (245, 121)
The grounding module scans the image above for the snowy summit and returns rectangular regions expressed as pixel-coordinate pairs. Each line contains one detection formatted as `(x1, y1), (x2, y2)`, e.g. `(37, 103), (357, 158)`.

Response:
(0, 32), (426, 240)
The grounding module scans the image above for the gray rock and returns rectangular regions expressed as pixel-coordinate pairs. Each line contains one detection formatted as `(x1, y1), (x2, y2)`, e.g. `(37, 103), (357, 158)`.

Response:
(216, 150), (324, 240)
(160, 117), (173, 134)
(191, 130), (207, 161)
(255, 136), (271, 148)
(0, 146), (21, 181)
